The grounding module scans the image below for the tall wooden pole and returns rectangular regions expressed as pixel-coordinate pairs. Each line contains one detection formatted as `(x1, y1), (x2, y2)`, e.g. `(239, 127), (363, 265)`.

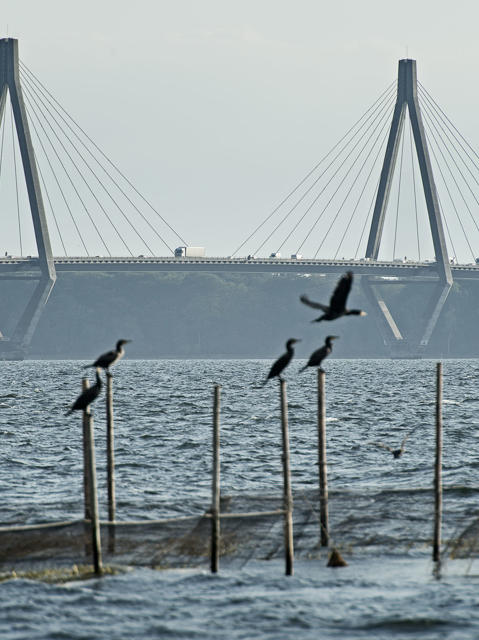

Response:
(82, 379), (92, 522)
(86, 408), (103, 576)
(211, 385), (221, 573)
(317, 369), (329, 547)
(280, 379), (294, 576)
(82, 378), (92, 557)
(433, 362), (443, 562)
(106, 372), (116, 553)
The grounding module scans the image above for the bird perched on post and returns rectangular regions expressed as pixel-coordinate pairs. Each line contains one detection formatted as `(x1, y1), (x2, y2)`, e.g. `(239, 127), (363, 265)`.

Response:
(263, 339), (301, 385)
(300, 271), (366, 322)
(66, 368), (103, 416)
(84, 339), (132, 371)
(300, 336), (339, 372)
(368, 429), (416, 458)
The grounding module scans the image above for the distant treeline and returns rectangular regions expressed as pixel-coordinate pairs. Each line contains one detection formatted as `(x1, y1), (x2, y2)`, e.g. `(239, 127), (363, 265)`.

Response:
(1, 271), (479, 359)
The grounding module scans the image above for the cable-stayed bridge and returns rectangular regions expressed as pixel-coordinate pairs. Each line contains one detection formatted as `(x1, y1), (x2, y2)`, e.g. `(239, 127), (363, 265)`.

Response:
(2, 38), (479, 359)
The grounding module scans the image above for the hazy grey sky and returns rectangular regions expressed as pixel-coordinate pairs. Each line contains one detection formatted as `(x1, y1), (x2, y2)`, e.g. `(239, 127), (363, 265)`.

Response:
(2, 0), (479, 261)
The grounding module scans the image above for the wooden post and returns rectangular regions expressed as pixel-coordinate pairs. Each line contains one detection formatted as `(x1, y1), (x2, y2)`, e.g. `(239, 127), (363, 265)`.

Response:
(82, 378), (92, 522)
(317, 369), (329, 547)
(280, 379), (294, 576)
(82, 378), (92, 557)
(211, 385), (221, 574)
(106, 372), (116, 553)
(433, 362), (443, 562)
(86, 408), (103, 576)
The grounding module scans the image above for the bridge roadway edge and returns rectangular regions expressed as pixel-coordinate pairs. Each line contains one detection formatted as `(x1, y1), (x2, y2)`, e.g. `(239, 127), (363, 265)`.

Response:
(0, 257), (478, 279)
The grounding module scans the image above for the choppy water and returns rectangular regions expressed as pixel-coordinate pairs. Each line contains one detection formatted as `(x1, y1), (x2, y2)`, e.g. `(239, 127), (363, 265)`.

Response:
(2, 358), (479, 639)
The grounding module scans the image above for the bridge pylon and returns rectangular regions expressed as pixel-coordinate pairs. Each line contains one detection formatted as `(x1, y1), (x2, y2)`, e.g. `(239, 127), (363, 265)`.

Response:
(361, 59), (453, 358)
(0, 38), (56, 360)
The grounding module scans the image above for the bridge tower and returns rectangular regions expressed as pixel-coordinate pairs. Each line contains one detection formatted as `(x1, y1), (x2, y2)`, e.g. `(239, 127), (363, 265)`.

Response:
(0, 38), (56, 360)
(361, 59), (453, 358)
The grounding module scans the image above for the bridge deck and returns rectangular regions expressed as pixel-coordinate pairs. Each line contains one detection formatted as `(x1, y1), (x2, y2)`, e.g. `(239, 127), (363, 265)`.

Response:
(0, 256), (478, 279)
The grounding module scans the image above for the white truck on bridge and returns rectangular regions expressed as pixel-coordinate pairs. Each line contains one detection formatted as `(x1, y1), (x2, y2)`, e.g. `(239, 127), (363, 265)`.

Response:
(174, 247), (205, 258)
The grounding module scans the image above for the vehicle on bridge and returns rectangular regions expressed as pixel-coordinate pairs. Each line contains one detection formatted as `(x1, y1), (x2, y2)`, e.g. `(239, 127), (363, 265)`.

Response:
(174, 247), (206, 258)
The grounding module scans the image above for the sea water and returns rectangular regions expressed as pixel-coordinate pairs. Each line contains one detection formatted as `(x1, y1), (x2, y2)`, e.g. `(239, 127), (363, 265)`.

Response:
(1, 358), (479, 639)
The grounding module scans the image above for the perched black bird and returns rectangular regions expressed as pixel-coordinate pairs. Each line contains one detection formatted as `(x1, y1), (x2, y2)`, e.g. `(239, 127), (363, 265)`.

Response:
(84, 339), (132, 371)
(368, 429), (416, 459)
(300, 271), (366, 322)
(263, 339), (301, 385)
(300, 336), (339, 372)
(66, 368), (103, 416)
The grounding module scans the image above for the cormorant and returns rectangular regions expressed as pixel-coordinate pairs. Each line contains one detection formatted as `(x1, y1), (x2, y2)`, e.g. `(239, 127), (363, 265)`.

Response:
(300, 336), (339, 372)
(300, 271), (366, 322)
(66, 368), (103, 416)
(84, 339), (132, 371)
(368, 429), (416, 458)
(263, 339), (301, 384)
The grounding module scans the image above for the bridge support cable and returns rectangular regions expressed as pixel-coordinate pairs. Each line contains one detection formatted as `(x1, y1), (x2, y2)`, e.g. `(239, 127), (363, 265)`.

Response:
(422, 123), (475, 262)
(312, 113), (395, 259)
(265, 91), (397, 257)
(419, 82), (479, 186)
(266, 91), (396, 258)
(419, 92), (479, 252)
(293, 96), (396, 257)
(230, 81), (397, 257)
(19, 71), (159, 256)
(353, 176), (380, 260)
(34, 149), (67, 256)
(435, 191), (459, 265)
(334, 129), (391, 259)
(0, 38), (56, 361)
(19, 62), (187, 251)
(21, 86), (116, 257)
(278, 102), (394, 258)
(23, 99), (90, 256)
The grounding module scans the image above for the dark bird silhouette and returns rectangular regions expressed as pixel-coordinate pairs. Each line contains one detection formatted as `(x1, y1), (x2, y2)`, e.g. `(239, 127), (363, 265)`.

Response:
(84, 339), (132, 371)
(263, 339), (301, 384)
(368, 429), (417, 459)
(300, 336), (339, 372)
(66, 369), (103, 416)
(300, 271), (366, 322)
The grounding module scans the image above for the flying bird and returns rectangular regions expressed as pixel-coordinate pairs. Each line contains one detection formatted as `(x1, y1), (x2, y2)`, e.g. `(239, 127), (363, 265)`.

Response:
(66, 368), (103, 416)
(263, 339), (301, 385)
(300, 336), (339, 372)
(368, 429), (417, 459)
(300, 271), (366, 322)
(84, 339), (132, 371)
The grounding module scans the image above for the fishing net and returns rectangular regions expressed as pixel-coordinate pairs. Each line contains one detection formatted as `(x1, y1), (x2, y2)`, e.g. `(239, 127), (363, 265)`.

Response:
(1, 486), (476, 576)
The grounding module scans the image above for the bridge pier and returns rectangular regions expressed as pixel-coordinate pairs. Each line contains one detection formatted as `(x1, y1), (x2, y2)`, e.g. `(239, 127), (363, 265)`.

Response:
(0, 39), (56, 360)
(361, 277), (452, 358)
(363, 59), (453, 358)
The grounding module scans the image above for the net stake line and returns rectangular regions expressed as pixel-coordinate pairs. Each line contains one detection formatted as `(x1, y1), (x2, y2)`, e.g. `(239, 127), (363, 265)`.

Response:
(318, 369), (329, 547)
(211, 385), (221, 574)
(106, 371), (116, 554)
(85, 400), (103, 576)
(280, 379), (294, 576)
(434, 362), (443, 563)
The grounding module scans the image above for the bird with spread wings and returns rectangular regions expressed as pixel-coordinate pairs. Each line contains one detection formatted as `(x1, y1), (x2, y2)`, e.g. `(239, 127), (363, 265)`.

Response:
(300, 271), (366, 322)
(368, 429), (417, 459)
